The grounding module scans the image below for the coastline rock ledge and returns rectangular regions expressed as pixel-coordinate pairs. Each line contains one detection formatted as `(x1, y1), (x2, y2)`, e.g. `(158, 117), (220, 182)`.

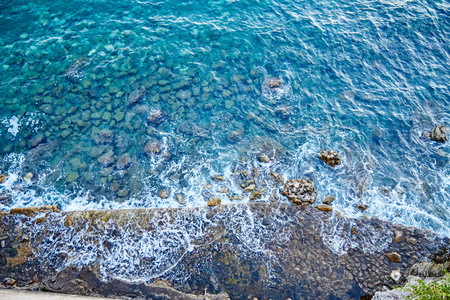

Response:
(0, 203), (448, 300)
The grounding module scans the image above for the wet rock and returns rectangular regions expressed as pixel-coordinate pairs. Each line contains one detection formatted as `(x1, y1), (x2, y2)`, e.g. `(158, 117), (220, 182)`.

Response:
(385, 252), (401, 263)
(94, 129), (114, 145)
(218, 188), (228, 194)
(282, 179), (316, 205)
(316, 204), (332, 212)
(270, 172), (284, 185)
(430, 125), (448, 143)
(207, 197), (221, 206)
(351, 226), (358, 235)
(407, 237), (417, 245)
(0, 174), (7, 184)
(23, 172), (34, 182)
(355, 203), (368, 211)
(249, 190), (264, 201)
(116, 153), (132, 169)
(98, 152), (115, 167)
(28, 134), (45, 148)
(318, 150), (340, 167)
(213, 175), (225, 182)
(176, 194), (186, 205)
(322, 196), (335, 205)
(264, 77), (283, 89)
(258, 155), (270, 163)
(144, 141), (162, 155)
(147, 109), (167, 126)
(0, 193), (12, 205)
(159, 189), (169, 199)
(243, 184), (255, 193)
(127, 87), (146, 105)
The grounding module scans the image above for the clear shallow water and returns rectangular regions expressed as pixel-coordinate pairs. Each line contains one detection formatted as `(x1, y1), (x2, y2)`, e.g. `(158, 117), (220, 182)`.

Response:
(0, 0), (449, 235)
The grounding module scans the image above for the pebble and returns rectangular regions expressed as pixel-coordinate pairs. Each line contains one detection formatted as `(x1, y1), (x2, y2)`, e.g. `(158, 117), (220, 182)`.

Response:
(385, 252), (402, 263)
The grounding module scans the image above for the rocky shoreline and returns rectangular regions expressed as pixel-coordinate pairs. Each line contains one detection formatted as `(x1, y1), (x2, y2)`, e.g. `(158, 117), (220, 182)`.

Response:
(0, 202), (448, 300)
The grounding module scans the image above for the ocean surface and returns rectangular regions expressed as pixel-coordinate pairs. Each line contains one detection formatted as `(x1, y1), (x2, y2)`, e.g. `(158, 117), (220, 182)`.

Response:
(0, 0), (449, 237)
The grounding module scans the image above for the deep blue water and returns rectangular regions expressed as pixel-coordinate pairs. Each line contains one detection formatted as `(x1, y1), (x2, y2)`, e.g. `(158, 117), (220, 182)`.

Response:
(0, 0), (449, 236)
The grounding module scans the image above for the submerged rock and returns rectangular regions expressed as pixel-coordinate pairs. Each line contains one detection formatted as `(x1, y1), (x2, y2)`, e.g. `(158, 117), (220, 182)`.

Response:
(94, 129), (114, 145)
(318, 150), (340, 167)
(116, 153), (132, 169)
(147, 109), (167, 126)
(144, 141), (162, 155)
(98, 152), (115, 167)
(264, 77), (283, 89)
(282, 179), (316, 205)
(430, 125), (448, 143)
(127, 87), (146, 105)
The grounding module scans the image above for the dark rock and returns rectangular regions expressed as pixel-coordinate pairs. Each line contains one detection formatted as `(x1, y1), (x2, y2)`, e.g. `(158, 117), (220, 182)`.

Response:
(282, 179), (316, 205)
(127, 87), (146, 105)
(430, 125), (447, 143)
(318, 150), (340, 167)
(355, 203), (368, 212)
(385, 252), (401, 263)
(351, 226), (358, 235)
(207, 197), (221, 206)
(0, 193), (12, 205)
(2, 277), (17, 287)
(322, 196), (335, 205)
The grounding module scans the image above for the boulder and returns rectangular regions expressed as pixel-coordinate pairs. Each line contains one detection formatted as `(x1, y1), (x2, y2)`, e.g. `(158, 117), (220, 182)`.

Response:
(98, 152), (115, 167)
(316, 204), (332, 212)
(282, 179), (316, 205)
(355, 203), (368, 211)
(213, 175), (225, 182)
(430, 125), (448, 143)
(322, 196), (335, 205)
(318, 150), (340, 167)
(0, 174), (7, 184)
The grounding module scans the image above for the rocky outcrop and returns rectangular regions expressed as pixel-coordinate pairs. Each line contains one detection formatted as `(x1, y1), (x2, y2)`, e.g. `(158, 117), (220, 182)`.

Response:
(282, 179), (316, 204)
(430, 125), (448, 143)
(0, 203), (447, 300)
(318, 150), (340, 167)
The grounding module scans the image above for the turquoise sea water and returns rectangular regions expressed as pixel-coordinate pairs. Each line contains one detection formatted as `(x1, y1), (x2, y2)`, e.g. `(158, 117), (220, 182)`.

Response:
(0, 0), (449, 236)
